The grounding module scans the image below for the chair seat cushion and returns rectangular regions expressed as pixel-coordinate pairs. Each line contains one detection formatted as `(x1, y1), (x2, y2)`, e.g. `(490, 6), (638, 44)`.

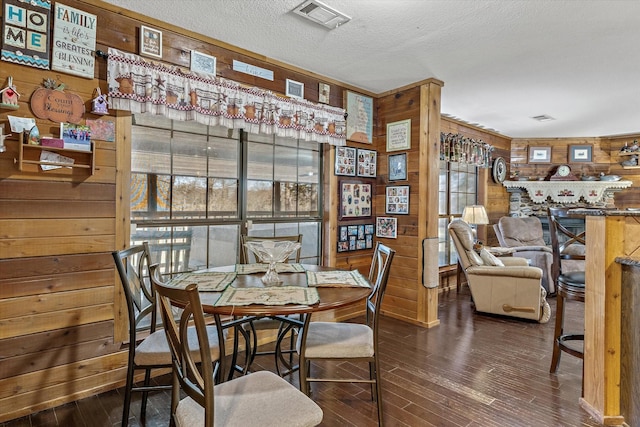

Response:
(558, 270), (585, 288)
(296, 321), (373, 358)
(175, 371), (323, 427)
(135, 325), (222, 366)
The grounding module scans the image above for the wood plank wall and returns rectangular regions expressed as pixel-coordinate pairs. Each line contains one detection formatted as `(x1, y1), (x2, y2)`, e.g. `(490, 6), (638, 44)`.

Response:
(372, 86), (423, 323)
(511, 136), (640, 209)
(1, 0), (639, 422)
(0, 0), (361, 421)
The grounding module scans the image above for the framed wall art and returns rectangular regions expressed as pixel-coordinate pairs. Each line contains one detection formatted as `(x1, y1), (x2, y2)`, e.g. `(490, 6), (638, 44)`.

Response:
(386, 119), (411, 152)
(190, 50), (216, 76)
(52, 3), (96, 79)
(335, 146), (356, 176)
(318, 82), (330, 104)
(528, 146), (551, 163)
(140, 25), (163, 58)
(337, 223), (374, 252)
(286, 79), (304, 99)
(569, 144), (592, 162)
(357, 148), (377, 178)
(376, 217), (397, 239)
(339, 180), (372, 219)
(385, 185), (410, 215)
(345, 90), (373, 144)
(388, 152), (407, 181)
(1, 0), (51, 70)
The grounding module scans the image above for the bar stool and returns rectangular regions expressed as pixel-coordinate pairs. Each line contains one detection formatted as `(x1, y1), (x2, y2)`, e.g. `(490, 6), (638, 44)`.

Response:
(547, 207), (586, 375)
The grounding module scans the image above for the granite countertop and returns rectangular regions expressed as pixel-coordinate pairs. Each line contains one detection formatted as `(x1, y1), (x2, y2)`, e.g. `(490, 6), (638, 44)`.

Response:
(616, 256), (640, 267)
(569, 208), (640, 217)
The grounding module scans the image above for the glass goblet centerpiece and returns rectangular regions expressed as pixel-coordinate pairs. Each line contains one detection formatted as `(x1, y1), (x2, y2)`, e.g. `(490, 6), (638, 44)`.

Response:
(243, 240), (301, 285)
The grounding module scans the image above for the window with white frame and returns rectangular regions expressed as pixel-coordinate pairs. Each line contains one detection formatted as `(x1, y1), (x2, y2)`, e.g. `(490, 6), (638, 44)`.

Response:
(438, 160), (478, 267)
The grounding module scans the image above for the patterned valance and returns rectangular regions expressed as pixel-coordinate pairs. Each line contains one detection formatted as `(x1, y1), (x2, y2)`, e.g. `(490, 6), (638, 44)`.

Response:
(106, 48), (347, 146)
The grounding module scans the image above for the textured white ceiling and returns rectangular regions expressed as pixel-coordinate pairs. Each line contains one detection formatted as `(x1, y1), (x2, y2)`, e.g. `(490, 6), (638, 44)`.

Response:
(102, 0), (640, 138)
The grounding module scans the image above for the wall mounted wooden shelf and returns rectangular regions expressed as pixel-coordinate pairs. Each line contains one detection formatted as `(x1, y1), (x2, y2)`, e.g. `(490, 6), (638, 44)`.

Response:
(17, 133), (95, 174)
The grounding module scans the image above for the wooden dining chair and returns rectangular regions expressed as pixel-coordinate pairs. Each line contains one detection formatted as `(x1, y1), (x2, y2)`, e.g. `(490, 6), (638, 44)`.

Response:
(296, 242), (395, 426)
(240, 234), (303, 374)
(112, 244), (223, 427)
(153, 278), (324, 427)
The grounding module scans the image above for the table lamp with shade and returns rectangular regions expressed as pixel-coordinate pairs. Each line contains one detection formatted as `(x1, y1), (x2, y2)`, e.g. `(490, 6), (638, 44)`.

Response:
(462, 205), (489, 241)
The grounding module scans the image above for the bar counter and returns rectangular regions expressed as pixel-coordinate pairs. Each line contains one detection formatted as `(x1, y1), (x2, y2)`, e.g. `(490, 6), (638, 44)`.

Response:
(576, 209), (640, 426)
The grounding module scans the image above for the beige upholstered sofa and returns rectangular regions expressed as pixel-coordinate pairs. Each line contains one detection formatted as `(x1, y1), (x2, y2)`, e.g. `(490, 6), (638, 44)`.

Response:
(449, 219), (550, 323)
(494, 216), (554, 294)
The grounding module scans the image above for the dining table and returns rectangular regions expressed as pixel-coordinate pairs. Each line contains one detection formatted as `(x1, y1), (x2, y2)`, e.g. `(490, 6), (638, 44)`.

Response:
(166, 263), (372, 378)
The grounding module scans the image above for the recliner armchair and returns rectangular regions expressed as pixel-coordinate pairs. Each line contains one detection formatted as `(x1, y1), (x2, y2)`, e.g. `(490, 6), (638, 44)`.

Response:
(494, 216), (555, 294)
(449, 219), (550, 323)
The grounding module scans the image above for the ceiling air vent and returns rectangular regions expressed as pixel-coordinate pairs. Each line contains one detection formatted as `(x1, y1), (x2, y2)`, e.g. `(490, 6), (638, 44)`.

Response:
(292, 0), (351, 29)
(532, 114), (555, 122)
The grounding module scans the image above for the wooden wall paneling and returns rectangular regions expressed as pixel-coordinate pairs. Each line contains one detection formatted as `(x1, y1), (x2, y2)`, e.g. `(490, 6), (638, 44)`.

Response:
(0, 352), (127, 405)
(0, 180), (115, 201)
(113, 113), (131, 343)
(0, 321), (114, 360)
(0, 286), (113, 320)
(0, 365), (129, 422)
(1, 336), (119, 379)
(0, 269), (112, 301)
(0, 253), (113, 280)
(418, 81), (443, 327)
(0, 218), (114, 239)
(0, 304), (113, 340)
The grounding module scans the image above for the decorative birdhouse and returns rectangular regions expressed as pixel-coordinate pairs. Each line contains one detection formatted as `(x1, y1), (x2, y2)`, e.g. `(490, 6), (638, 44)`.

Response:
(0, 77), (20, 110)
(91, 88), (109, 115)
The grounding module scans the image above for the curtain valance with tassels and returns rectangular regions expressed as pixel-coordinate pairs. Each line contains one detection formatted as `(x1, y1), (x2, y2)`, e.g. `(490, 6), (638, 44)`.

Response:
(106, 48), (347, 146)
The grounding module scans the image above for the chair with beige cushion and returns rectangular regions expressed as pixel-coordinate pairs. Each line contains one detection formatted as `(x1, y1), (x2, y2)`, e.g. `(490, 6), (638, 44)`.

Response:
(494, 216), (555, 294)
(240, 234), (303, 375)
(112, 244), (224, 427)
(296, 242), (395, 426)
(449, 219), (550, 323)
(153, 278), (323, 427)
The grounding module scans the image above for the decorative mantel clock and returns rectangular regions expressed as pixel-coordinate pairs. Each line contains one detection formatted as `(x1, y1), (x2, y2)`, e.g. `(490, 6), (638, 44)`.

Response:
(548, 164), (578, 181)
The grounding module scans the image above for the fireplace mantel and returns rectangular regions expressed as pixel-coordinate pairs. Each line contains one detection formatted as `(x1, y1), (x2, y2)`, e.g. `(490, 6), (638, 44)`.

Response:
(502, 180), (632, 204)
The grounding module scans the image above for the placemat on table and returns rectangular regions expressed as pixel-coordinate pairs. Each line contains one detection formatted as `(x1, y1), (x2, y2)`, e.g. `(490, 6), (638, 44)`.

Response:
(214, 286), (319, 306)
(306, 270), (371, 288)
(235, 263), (306, 275)
(167, 271), (237, 292)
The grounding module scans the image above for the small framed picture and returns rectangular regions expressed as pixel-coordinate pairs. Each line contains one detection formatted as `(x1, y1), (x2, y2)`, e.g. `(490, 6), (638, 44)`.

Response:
(376, 217), (397, 239)
(385, 185), (410, 215)
(528, 146), (551, 163)
(357, 148), (377, 178)
(569, 145), (592, 162)
(318, 82), (330, 104)
(335, 146), (356, 176)
(139, 25), (163, 59)
(286, 79), (304, 99)
(345, 91), (373, 144)
(340, 180), (373, 219)
(190, 50), (216, 76)
(386, 119), (411, 152)
(388, 153), (407, 181)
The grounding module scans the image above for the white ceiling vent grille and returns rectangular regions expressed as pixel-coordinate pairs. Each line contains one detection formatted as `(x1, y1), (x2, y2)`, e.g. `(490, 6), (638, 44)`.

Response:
(292, 0), (351, 29)
(532, 114), (555, 122)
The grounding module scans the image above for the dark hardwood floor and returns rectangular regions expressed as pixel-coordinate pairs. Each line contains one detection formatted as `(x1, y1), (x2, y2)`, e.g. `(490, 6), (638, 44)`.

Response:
(2, 286), (598, 427)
